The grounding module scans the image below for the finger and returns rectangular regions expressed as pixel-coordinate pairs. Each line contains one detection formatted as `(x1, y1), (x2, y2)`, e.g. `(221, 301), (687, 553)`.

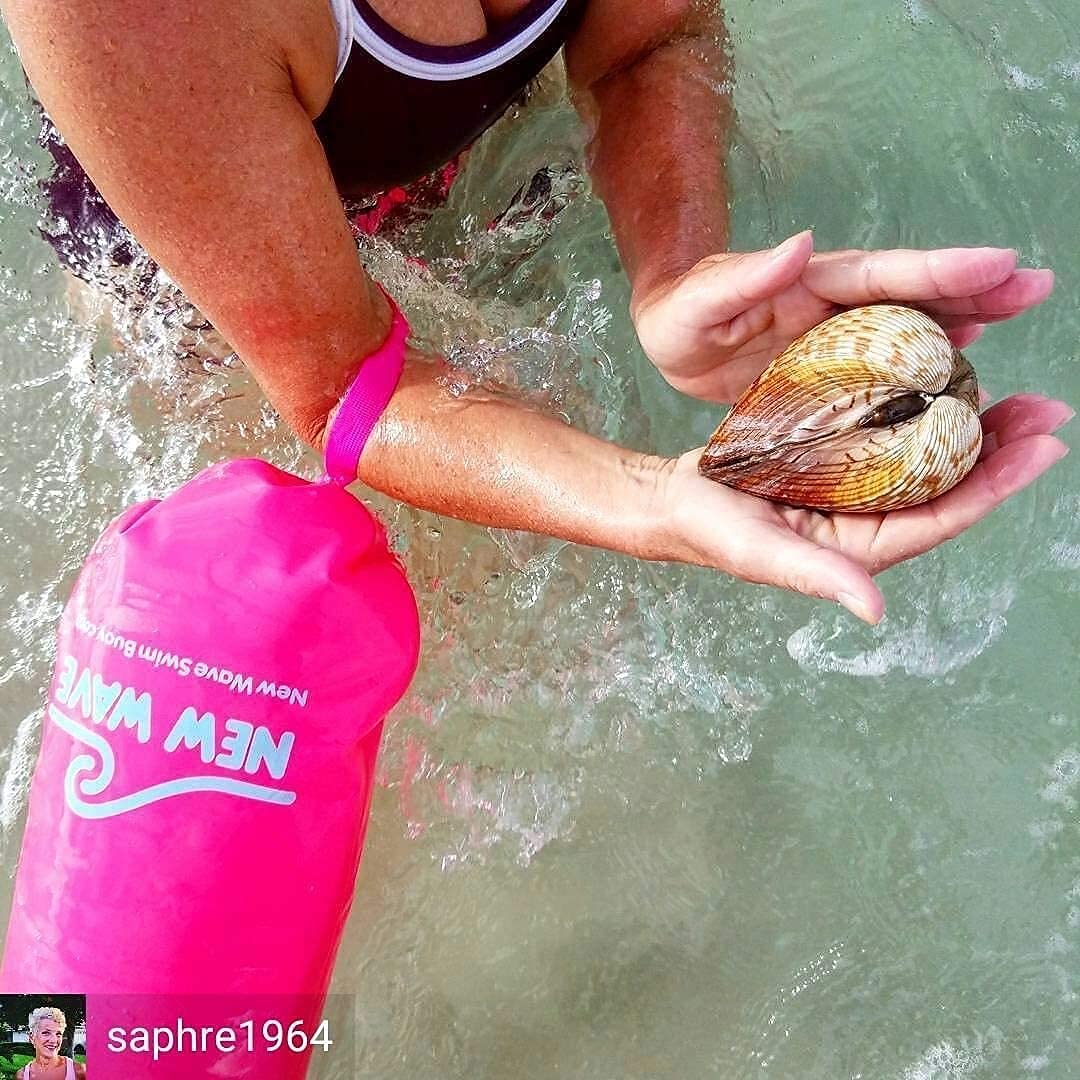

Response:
(920, 268), (1055, 317)
(804, 247), (1019, 304)
(678, 230), (815, 325)
(933, 309), (1039, 329)
(867, 434), (1068, 567)
(730, 518), (885, 623)
(979, 393), (1066, 433)
(978, 395), (1074, 458)
(946, 323), (985, 350)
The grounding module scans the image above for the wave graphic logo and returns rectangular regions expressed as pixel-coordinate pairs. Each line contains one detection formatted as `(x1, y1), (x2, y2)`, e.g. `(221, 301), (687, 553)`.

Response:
(52, 648), (298, 816)
(49, 654), (298, 818)
(50, 704), (297, 818)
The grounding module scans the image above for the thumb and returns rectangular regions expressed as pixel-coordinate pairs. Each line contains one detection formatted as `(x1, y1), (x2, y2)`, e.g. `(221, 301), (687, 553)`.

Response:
(733, 521), (884, 624)
(680, 230), (815, 325)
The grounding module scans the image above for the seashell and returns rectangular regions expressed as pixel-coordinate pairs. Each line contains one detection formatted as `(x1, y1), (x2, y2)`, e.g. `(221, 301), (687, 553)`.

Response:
(698, 305), (982, 512)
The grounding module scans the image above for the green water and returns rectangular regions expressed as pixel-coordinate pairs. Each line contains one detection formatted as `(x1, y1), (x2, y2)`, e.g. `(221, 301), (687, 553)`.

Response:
(1, 1), (1078, 1076)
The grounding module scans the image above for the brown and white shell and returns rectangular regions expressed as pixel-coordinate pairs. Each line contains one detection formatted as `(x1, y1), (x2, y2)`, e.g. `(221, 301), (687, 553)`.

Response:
(698, 305), (982, 512)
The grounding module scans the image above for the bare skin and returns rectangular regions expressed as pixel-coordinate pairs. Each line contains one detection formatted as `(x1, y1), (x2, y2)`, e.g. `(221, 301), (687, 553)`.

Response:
(2, 0), (1071, 621)
(15, 1020), (86, 1080)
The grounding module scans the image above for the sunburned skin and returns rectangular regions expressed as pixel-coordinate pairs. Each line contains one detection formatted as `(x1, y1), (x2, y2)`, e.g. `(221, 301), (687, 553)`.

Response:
(356, 347), (663, 551)
(366, 0), (490, 44)
(2, 0), (1070, 622)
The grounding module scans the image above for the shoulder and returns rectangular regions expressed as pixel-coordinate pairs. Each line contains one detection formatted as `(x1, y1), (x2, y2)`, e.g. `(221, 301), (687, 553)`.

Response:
(73, 1061), (86, 1079)
(15, 1066), (26, 1080)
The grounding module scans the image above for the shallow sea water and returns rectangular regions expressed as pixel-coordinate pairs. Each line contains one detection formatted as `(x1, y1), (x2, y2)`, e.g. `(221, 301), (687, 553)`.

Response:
(1, 1), (1079, 1076)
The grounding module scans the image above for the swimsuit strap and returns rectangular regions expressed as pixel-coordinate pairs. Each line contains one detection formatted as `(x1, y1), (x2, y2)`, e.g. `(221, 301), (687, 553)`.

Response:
(323, 286), (409, 484)
(347, 0), (570, 81)
(327, 0), (356, 79)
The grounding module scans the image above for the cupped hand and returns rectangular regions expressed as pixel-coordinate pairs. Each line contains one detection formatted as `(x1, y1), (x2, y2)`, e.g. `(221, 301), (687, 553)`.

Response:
(649, 394), (1072, 622)
(632, 231), (1055, 403)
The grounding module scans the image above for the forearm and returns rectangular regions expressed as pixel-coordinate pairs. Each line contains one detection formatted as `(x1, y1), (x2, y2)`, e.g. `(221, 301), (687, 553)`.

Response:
(571, 7), (732, 306)
(352, 350), (666, 558)
(7, 0), (676, 563)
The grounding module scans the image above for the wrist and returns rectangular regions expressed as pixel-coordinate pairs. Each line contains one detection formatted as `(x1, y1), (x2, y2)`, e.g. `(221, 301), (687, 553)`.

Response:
(626, 450), (737, 571)
(628, 268), (684, 325)
(616, 452), (680, 561)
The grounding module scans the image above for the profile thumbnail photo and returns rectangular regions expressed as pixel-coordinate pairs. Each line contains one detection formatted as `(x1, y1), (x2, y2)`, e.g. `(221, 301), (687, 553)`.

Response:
(0, 996), (86, 1078)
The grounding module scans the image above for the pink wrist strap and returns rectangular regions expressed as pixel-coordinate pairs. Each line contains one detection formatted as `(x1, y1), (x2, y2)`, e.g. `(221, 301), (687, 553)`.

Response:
(324, 286), (410, 485)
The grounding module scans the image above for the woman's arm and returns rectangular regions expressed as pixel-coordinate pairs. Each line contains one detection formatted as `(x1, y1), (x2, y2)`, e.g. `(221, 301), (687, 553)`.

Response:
(5, 0), (1069, 623)
(0, 0), (659, 553)
(354, 353), (662, 552)
(566, 0), (1055, 402)
(3, 0), (388, 446)
(564, 0), (730, 304)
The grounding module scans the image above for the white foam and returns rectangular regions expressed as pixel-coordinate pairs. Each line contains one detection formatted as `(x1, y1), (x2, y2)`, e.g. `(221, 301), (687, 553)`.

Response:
(1005, 65), (1046, 90)
(899, 1028), (1002, 1078)
(787, 588), (1012, 678)
(903, 0), (929, 25)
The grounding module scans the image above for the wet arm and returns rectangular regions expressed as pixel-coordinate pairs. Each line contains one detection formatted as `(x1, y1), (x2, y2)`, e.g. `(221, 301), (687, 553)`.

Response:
(2, 0), (664, 556)
(356, 355), (662, 550)
(565, 0), (731, 311)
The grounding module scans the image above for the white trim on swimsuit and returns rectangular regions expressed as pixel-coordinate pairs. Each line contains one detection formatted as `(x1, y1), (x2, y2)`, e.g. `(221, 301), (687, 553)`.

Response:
(327, 0), (570, 84)
(327, 0), (356, 80)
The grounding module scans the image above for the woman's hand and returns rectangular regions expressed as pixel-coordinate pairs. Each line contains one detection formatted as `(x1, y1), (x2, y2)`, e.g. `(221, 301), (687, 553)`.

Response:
(641, 394), (1072, 623)
(631, 232), (1056, 403)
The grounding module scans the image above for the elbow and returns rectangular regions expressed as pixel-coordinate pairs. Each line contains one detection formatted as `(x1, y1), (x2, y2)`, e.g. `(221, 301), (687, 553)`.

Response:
(294, 409), (332, 454)
(277, 395), (334, 454)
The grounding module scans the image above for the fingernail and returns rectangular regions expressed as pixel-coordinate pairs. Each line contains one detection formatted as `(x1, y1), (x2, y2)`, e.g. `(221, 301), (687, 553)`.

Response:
(771, 231), (808, 261)
(837, 591), (878, 625)
(1058, 407), (1076, 426)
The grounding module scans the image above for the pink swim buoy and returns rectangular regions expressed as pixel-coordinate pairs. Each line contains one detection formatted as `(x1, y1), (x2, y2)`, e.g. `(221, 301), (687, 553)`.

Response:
(1, 296), (419, 1076)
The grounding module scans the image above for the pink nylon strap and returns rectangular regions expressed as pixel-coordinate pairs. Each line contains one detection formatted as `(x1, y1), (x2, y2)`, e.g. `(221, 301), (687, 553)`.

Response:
(324, 287), (410, 485)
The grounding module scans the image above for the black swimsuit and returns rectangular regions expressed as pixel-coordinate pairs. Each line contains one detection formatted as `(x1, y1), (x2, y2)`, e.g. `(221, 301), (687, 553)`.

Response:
(316, 0), (588, 196)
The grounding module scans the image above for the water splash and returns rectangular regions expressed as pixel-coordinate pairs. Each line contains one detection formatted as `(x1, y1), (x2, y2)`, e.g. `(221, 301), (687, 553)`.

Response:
(787, 578), (1014, 678)
(898, 1027), (1003, 1079)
